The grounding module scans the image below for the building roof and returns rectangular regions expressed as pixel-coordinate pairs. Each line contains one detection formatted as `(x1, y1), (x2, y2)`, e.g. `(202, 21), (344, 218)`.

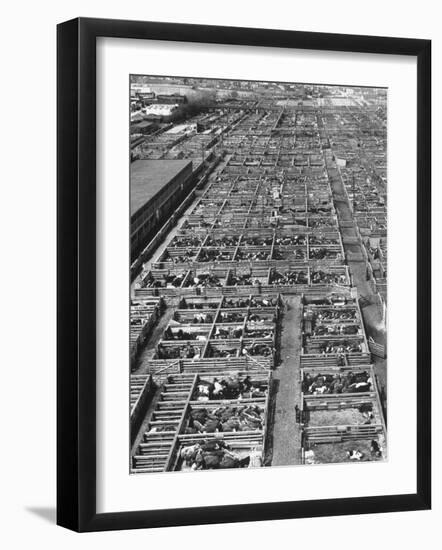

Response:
(130, 159), (192, 216)
(131, 112), (144, 122)
(134, 121), (155, 129)
(144, 104), (178, 117)
(165, 123), (195, 134)
(130, 136), (145, 149)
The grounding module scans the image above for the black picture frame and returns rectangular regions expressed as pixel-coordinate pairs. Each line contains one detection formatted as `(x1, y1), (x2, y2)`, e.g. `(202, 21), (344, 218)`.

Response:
(57, 17), (431, 532)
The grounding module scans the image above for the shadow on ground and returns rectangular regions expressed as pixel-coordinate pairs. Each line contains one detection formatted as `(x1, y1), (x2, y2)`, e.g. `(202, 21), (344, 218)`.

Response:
(26, 507), (56, 524)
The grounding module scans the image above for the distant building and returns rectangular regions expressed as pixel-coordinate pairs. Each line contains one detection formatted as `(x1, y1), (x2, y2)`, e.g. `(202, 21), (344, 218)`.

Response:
(156, 94), (186, 104)
(165, 123), (197, 135)
(139, 91), (155, 100)
(143, 103), (179, 122)
(130, 121), (157, 135)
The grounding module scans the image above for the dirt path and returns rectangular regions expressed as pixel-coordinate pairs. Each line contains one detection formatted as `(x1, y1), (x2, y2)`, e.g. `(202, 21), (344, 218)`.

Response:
(270, 296), (302, 466)
(327, 161), (388, 411)
(134, 307), (176, 374)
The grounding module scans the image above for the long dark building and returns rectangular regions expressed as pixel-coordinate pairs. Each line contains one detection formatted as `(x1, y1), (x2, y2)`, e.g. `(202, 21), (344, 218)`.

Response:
(130, 159), (193, 262)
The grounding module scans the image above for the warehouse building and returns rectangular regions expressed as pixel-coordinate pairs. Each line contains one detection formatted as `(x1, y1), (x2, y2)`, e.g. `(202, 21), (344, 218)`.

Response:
(130, 159), (193, 261)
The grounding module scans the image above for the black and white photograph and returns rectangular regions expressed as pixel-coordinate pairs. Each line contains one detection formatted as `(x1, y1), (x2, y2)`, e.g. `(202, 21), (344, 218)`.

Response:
(0, 0), (435, 541)
(129, 75), (388, 474)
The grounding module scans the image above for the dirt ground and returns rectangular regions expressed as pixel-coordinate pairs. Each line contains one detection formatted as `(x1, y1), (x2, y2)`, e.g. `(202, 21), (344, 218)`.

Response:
(307, 408), (368, 426)
(306, 438), (384, 464)
(268, 295), (303, 466)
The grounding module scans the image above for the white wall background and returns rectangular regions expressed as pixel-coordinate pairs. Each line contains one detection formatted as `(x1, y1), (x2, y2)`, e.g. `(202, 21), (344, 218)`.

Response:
(0, 0), (440, 547)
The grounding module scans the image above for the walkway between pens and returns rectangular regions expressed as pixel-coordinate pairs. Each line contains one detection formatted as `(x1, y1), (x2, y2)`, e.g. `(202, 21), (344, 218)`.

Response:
(270, 295), (302, 466)
(328, 163), (388, 409)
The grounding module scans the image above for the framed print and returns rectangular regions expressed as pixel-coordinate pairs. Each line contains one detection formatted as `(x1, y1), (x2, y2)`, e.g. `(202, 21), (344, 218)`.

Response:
(57, 18), (431, 532)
